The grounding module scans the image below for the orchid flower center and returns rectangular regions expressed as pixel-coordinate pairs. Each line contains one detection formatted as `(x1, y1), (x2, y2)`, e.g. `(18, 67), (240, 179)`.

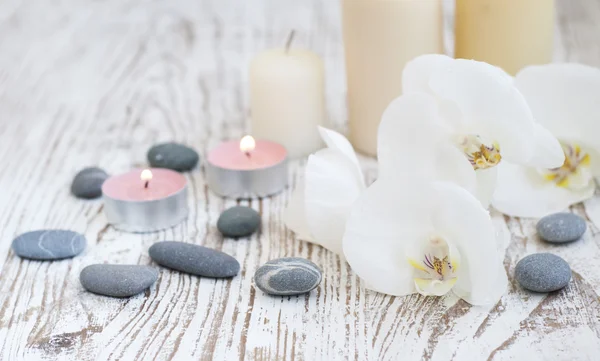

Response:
(542, 143), (592, 189)
(459, 135), (502, 170)
(407, 236), (459, 296)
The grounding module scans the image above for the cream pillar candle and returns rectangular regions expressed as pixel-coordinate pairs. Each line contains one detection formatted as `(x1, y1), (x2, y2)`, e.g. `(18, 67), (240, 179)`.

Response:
(342, 0), (444, 157)
(249, 45), (325, 158)
(455, 0), (554, 75)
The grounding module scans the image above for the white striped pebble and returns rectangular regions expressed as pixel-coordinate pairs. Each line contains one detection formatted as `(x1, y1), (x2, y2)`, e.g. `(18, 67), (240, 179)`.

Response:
(12, 230), (86, 260)
(254, 257), (322, 296)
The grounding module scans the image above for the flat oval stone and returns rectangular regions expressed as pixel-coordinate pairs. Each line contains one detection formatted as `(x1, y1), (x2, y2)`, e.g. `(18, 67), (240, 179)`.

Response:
(12, 230), (86, 260)
(254, 257), (322, 296)
(217, 206), (260, 238)
(80, 264), (159, 297)
(71, 167), (109, 199)
(515, 253), (571, 292)
(147, 142), (199, 172)
(537, 213), (586, 243)
(149, 241), (239, 278)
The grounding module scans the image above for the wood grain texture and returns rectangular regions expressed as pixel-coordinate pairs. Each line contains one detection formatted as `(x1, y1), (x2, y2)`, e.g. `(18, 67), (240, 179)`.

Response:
(0, 0), (599, 360)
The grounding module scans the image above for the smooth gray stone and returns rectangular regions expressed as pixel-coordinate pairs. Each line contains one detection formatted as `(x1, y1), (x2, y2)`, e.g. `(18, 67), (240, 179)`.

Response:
(12, 230), (86, 260)
(147, 142), (199, 172)
(71, 167), (109, 199)
(217, 206), (260, 238)
(149, 241), (239, 278)
(80, 264), (159, 298)
(515, 253), (571, 292)
(537, 213), (586, 243)
(254, 257), (322, 296)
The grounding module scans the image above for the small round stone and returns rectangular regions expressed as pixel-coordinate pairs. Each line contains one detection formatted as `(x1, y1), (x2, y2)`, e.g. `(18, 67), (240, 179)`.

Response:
(12, 230), (87, 260)
(217, 206), (260, 238)
(149, 241), (240, 278)
(80, 264), (159, 298)
(254, 257), (322, 296)
(537, 213), (586, 243)
(515, 253), (571, 292)
(71, 167), (109, 199)
(147, 142), (199, 172)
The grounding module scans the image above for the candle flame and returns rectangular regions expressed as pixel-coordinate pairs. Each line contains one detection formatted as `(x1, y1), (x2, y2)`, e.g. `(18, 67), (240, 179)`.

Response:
(141, 169), (153, 182)
(240, 135), (256, 153)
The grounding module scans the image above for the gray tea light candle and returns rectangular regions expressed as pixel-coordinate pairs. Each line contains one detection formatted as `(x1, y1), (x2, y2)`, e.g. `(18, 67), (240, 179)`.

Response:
(206, 135), (288, 198)
(102, 168), (188, 232)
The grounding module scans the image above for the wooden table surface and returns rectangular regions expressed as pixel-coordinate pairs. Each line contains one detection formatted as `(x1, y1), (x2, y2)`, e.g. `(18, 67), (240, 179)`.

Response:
(1, 0), (600, 360)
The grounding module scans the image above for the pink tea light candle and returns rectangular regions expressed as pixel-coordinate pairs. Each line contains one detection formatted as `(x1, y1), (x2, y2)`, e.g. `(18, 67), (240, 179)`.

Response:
(206, 135), (288, 198)
(102, 168), (188, 232)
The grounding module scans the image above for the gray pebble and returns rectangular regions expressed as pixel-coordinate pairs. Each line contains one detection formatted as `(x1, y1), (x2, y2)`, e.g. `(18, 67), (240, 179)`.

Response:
(147, 142), (199, 172)
(537, 213), (586, 243)
(80, 264), (159, 298)
(149, 241), (239, 278)
(217, 206), (260, 238)
(515, 253), (571, 292)
(71, 167), (109, 199)
(254, 257), (322, 296)
(12, 230), (86, 260)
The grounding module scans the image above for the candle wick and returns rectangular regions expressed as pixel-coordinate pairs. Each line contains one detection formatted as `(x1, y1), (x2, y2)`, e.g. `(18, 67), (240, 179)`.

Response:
(285, 30), (295, 54)
(144, 181), (149, 189)
(245, 151), (251, 158)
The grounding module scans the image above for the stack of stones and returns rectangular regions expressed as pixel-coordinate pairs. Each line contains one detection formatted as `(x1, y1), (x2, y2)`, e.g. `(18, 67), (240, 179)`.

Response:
(515, 213), (586, 293)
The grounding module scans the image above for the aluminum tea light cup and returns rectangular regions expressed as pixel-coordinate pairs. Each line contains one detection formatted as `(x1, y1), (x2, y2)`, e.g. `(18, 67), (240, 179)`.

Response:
(102, 168), (188, 232)
(206, 136), (288, 198)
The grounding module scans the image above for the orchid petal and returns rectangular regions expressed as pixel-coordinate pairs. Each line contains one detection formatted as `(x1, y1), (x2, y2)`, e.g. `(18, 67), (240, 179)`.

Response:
(303, 148), (365, 255)
(377, 93), (446, 180)
(283, 180), (313, 241)
(429, 59), (536, 163)
(588, 148), (600, 179)
(284, 127), (366, 255)
(318, 126), (364, 181)
(436, 143), (478, 197)
(492, 162), (596, 218)
(377, 93), (477, 194)
(402, 54), (454, 95)
(475, 167), (498, 208)
(343, 178), (434, 296)
(453, 261), (508, 306)
(515, 64), (600, 150)
(528, 123), (565, 169)
(430, 181), (506, 305)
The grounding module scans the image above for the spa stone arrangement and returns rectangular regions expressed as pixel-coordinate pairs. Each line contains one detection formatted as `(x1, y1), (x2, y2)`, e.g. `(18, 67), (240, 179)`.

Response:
(11, 140), (322, 298)
(10, 137), (586, 298)
(8, 39), (600, 307)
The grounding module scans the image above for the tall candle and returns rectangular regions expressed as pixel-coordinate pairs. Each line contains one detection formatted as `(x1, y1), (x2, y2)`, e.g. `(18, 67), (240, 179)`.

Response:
(342, 0), (444, 156)
(455, 0), (554, 75)
(249, 44), (325, 158)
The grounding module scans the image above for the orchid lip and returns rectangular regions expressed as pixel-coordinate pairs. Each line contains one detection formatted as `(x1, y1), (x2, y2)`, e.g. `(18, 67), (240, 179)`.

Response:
(408, 236), (460, 297)
(460, 135), (502, 170)
(542, 143), (592, 189)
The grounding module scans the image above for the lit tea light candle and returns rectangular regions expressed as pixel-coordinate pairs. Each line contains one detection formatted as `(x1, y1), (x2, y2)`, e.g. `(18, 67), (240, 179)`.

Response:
(206, 135), (288, 198)
(141, 168), (152, 188)
(102, 168), (188, 232)
(240, 135), (256, 158)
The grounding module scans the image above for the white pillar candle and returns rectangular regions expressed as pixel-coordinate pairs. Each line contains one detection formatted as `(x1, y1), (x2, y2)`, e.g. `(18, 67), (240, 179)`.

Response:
(342, 0), (444, 156)
(455, 0), (554, 75)
(249, 47), (325, 158)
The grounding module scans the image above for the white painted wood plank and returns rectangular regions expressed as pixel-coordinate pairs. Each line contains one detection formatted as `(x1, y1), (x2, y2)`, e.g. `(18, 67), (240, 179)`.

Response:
(0, 0), (598, 360)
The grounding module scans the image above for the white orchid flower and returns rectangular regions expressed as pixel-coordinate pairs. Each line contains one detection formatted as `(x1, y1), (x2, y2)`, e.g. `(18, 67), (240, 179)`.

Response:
(342, 175), (507, 305)
(386, 54), (564, 207)
(492, 64), (600, 218)
(284, 126), (366, 255)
